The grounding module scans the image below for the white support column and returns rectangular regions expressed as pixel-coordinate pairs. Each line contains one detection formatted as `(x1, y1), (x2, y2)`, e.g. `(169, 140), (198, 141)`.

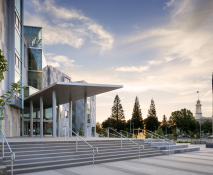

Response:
(40, 96), (43, 137)
(57, 104), (60, 137)
(52, 91), (56, 138)
(30, 100), (33, 137)
(84, 94), (87, 138)
(22, 109), (24, 137)
(69, 101), (72, 137)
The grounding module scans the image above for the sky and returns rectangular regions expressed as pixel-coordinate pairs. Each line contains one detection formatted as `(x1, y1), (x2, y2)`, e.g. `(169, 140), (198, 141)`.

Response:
(24, 0), (213, 123)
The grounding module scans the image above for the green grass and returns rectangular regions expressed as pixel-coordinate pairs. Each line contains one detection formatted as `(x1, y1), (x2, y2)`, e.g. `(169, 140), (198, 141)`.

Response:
(176, 141), (191, 143)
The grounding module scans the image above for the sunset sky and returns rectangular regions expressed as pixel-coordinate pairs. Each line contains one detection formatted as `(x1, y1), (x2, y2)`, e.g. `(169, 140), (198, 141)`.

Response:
(24, 0), (213, 123)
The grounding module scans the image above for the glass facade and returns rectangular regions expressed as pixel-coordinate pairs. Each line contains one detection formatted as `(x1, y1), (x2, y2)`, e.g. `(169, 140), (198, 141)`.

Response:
(28, 48), (42, 70)
(87, 97), (90, 123)
(28, 71), (42, 90)
(24, 26), (42, 48)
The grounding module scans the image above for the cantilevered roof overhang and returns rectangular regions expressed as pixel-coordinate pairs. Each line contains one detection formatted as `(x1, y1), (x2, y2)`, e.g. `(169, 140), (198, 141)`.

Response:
(24, 82), (123, 106)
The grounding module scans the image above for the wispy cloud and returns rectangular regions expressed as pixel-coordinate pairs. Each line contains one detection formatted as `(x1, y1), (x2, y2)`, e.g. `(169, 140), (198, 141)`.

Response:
(115, 66), (149, 72)
(25, 0), (114, 52)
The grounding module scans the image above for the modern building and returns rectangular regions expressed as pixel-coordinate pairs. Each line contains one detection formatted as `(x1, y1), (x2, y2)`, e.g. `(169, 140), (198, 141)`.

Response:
(0, 0), (122, 138)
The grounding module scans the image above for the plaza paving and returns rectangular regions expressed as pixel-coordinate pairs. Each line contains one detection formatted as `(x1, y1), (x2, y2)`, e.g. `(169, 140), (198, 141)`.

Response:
(19, 144), (213, 175)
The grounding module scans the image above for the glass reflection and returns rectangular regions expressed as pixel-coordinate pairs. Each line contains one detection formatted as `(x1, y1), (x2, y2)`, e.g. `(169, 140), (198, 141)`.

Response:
(28, 48), (42, 70)
(28, 71), (42, 90)
(24, 26), (42, 48)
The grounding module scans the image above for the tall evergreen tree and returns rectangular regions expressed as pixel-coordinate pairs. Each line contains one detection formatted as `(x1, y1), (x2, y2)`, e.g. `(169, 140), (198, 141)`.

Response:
(131, 96), (144, 129)
(111, 95), (125, 130)
(144, 99), (159, 131)
(161, 115), (167, 133)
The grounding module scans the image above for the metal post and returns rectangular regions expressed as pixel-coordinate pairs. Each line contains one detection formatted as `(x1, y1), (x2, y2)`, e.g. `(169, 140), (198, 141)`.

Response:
(151, 135), (153, 147)
(11, 153), (13, 175)
(76, 135), (78, 152)
(127, 132), (128, 138)
(139, 145), (140, 160)
(2, 136), (4, 158)
(200, 119), (201, 143)
(169, 142), (170, 156)
(64, 127), (66, 141)
(108, 127), (109, 140)
(93, 149), (94, 167)
(121, 134), (122, 149)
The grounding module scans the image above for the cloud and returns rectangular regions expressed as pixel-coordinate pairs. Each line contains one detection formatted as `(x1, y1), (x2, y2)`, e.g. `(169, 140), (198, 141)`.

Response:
(48, 61), (60, 67)
(25, 0), (114, 52)
(115, 66), (149, 72)
(45, 54), (81, 68)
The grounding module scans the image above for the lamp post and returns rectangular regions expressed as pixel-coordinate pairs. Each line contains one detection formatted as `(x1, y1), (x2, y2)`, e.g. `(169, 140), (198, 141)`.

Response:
(130, 118), (136, 134)
(132, 122), (134, 138)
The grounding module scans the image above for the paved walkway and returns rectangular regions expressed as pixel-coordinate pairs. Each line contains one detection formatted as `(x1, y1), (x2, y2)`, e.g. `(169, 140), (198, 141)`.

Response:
(19, 144), (213, 175)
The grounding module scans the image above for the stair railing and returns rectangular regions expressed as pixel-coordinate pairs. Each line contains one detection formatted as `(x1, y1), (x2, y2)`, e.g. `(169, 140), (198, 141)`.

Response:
(142, 129), (175, 146)
(108, 127), (144, 160)
(63, 126), (98, 166)
(1, 129), (15, 175)
(142, 129), (173, 155)
(121, 131), (133, 138)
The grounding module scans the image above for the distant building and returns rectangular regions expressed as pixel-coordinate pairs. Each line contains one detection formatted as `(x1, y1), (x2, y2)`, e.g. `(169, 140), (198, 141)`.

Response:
(194, 99), (212, 123)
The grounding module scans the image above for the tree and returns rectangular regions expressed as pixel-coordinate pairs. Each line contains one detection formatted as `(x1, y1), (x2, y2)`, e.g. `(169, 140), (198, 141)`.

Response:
(170, 108), (199, 133)
(96, 122), (102, 133)
(144, 99), (159, 131)
(0, 50), (25, 118)
(201, 120), (212, 133)
(155, 126), (164, 136)
(131, 96), (144, 129)
(110, 95), (125, 130)
(161, 114), (167, 133)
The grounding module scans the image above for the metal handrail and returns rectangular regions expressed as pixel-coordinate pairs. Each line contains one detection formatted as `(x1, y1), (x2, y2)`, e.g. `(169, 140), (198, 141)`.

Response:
(142, 129), (175, 145)
(99, 129), (120, 138)
(122, 131), (133, 138)
(108, 127), (144, 160)
(1, 129), (15, 175)
(64, 126), (98, 166)
(141, 129), (173, 155)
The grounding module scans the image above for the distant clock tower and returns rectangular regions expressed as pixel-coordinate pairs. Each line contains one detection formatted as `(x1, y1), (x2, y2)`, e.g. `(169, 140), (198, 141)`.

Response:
(195, 99), (203, 121)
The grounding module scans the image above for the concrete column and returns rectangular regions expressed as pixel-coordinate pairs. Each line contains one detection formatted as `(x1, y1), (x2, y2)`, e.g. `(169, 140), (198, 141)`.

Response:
(22, 109), (24, 137)
(69, 101), (72, 137)
(40, 96), (43, 137)
(57, 104), (60, 137)
(30, 100), (33, 137)
(52, 91), (56, 138)
(84, 94), (87, 138)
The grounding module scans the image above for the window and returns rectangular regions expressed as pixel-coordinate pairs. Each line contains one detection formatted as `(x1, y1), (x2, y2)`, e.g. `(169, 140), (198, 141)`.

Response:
(15, 54), (22, 71)
(60, 105), (63, 118)
(65, 111), (68, 118)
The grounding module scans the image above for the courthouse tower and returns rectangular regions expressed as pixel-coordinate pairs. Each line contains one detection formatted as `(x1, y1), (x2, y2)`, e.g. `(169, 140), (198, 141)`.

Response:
(195, 99), (203, 121)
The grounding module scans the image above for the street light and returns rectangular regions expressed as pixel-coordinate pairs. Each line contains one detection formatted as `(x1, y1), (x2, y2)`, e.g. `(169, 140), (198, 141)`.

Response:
(130, 118), (136, 133)
(132, 122), (134, 138)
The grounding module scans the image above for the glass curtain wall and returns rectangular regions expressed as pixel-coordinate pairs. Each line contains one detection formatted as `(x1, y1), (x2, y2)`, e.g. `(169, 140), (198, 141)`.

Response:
(24, 26), (43, 90)
(87, 97), (90, 123)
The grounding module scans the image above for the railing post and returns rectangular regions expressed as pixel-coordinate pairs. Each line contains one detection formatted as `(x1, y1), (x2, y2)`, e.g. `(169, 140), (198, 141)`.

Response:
(64, 127), (66, 141)
(76, 135), (78, 152)
(11, 153), (13, 175)
(133, 129), (134, 139)
(93, 149), (94, 167)
(139, 145), (140, 160)
(169, 142), (170, 156)
(2, 135), (4, 158)
(151, 135), (153, 147)
(121, 134), (122, 149)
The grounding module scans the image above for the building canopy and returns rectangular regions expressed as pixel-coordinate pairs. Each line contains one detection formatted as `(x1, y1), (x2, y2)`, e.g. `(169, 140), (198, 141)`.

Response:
(24, 82), (123, 107)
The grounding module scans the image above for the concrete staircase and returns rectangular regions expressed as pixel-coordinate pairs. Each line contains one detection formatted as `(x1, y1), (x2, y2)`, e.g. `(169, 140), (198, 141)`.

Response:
(1, 139), (163, 175)
(142, 139), (200, 154)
